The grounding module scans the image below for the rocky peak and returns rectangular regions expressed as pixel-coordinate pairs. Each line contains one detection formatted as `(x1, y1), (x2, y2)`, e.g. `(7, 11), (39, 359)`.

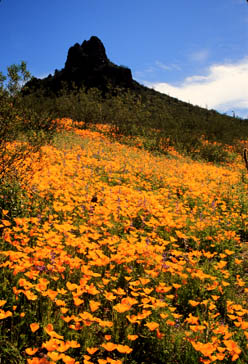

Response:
(65, 36), (109, 71)
(23, 36), (139, 95)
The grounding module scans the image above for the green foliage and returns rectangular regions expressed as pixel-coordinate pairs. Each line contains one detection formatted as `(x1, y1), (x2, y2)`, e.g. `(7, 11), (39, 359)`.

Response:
(29, 83), (248, 162)
(0, 339), (25, 364)
(6, 61), (31, 96)
(58, 86), (103, 126)
(0, 62), (58, 183)
(194, 142), (232, 163)
(0, 178), (29, 223)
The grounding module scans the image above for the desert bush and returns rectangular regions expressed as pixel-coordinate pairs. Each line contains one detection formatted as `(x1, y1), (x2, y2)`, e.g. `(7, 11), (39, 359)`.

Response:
(53, 86), (103, 127)
(195, 142), (232, 163)
(0, 62), (58, 238)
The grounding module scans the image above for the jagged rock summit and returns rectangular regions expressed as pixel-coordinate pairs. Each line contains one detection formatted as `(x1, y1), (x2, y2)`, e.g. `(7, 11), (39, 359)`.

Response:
(24, 36), (139, 94)
(65, 36), (109, 71)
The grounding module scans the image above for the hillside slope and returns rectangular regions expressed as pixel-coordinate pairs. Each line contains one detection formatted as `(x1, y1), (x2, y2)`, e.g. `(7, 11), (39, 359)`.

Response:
(0, 119), (247, 363)
(22, 36), (248, 153)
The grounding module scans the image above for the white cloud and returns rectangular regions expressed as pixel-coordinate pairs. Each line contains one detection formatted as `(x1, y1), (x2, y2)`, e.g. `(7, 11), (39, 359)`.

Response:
(145, 57), (248, 117)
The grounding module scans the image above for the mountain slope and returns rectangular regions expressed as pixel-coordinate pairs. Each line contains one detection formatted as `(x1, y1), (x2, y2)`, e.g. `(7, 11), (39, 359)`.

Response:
(22, 36), (248, 154)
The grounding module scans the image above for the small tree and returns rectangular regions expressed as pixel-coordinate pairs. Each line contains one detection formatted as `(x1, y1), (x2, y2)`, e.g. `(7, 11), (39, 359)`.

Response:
(6, 61), (31, 96)
(0, 62), (30, 178)
(0, 61), (57, 180)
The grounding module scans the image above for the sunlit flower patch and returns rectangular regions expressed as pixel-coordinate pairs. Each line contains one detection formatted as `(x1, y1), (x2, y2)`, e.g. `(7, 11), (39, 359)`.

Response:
(0, 119), (247, 363)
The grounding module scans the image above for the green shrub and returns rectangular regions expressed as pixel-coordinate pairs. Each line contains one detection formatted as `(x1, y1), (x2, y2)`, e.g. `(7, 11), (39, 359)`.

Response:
(195, 142), (231, 163)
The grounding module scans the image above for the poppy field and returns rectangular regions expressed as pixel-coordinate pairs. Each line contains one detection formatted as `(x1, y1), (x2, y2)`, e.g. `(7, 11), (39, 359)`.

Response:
(0, 119), (247, 364)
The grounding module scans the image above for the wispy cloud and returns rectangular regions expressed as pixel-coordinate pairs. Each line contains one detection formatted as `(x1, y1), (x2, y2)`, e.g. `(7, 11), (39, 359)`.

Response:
(189, 49), (210, 63)
(155, 61), (181, 71)
(134, 61), (181, 80)
(155, 61), (171, 71)
(145, 57), (248, 117)
(133, 67), (156, 79)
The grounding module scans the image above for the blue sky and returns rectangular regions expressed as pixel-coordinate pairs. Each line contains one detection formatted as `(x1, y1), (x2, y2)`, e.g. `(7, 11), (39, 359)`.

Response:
(1, 0), (248, 117)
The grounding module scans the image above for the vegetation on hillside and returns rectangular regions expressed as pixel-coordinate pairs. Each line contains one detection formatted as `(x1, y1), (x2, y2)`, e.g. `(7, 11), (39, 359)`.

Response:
(22, 70), (248, 164)
(0, 63), (248, 363)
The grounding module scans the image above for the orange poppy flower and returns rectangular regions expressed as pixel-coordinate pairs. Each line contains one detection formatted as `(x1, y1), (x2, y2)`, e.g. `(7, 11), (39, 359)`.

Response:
(86, 347), (98, 355)
(223, 340), (241, 355)
(97, 320), (113, 328)
(66, 340), (80, 348)
(224, 249), (234, 255)
(27, 359), (44, 364)
(30, 323), (40, 333)
(0, 310), (12, 319)
(1, 220), (11, 226)
(44, 323), (54, 333)
(60, 307), (69, 314)
(59, 354), (76, 364)
(113, 303), (130, 313)
(104, 292), (116, 301)
(185, 314), (199, 324)
(107, 359), (122, 364)
(143, 287), (153, 294)
(112, 287), (125, 295)
(145, 322), (159, 331)
(211, 295), (220, 301)
(57, 342), (71, 353)
(127, 334), (138, 341)
(234, 258), (242, 265)
(25, 347), (38, 355)
(139, 278), (150, 285)
(89, 300), (101, 312)
(241, 321), (248, 330)
(48, 351), (62, 361)
(160, 313), (169, 319)
(216, 353), (226, 360)
(189, 300), (200, 307)
(55, 299), (66, 306)
(101, 342), (116, 351)
(24, 291), (38, 301)
(166, 320), (175, 326)
(191, 341), (215, 357)
(66, 282), (78, 291)
(116, 344), (133, 354)
(172, 283), (181, 289)
(87, 284), (100, 295)
(73, 297), (84, 306)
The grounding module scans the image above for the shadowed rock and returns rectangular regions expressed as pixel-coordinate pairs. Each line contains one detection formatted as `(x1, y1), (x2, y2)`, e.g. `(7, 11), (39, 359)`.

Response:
(24, 36), (138, 95)
(65, 36), (109, 71)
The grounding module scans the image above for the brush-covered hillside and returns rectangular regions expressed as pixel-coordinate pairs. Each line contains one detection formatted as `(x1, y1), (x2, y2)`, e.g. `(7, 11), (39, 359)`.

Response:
(22, 36), (248, 161)
(0, 42), (248, 364)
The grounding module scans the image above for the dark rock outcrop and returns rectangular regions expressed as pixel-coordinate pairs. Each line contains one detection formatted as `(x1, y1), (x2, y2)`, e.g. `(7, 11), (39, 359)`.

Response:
(24, 36), (138, 95)
(65, 36), (109, 71)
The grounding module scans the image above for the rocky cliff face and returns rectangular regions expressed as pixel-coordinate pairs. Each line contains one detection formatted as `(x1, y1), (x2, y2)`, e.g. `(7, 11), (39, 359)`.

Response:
(24, 36), (138, 95)
(65, 36), (109, 71)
